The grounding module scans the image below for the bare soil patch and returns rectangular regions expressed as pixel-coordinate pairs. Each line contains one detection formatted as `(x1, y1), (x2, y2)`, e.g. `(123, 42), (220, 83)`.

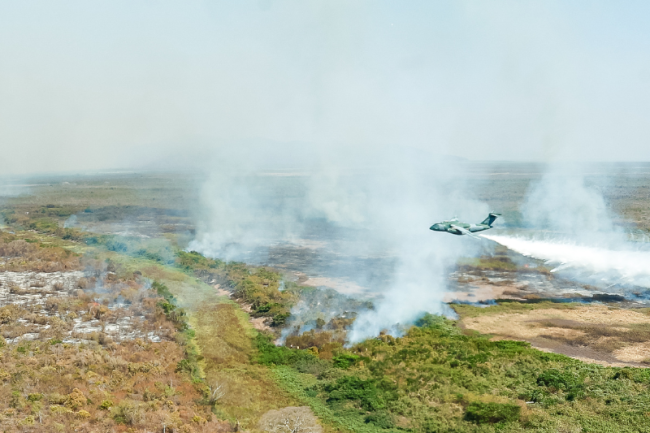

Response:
(444, 281), (528, 303)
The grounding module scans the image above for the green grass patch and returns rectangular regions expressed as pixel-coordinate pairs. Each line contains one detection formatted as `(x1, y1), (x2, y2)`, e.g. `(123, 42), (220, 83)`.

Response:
(266, 313), (650, 432)
(452, 300), (580, 318)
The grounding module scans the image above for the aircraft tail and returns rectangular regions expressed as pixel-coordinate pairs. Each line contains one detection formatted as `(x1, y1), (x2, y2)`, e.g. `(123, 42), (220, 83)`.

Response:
(480, 213), (500, 227)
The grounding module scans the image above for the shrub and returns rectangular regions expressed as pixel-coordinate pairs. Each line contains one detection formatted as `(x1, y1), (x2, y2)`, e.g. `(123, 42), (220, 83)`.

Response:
(537, 369), (580, 390)
(256, 334), (318, 366)
(464, 401), (520, 424)
(0, 305), (22, 324)
(76, 410), (91, 419)
(294, 357), (331, 376)
(365, 411), (394, 429)
(271, 311), (291, 326)
(610, 367), (650, 384)
(65, 388), (87, 410)
(324, 376), (397, 412)
(414, 313), (457, 335)
(48, 393), (67, 405)
(494, 340), (530, 353)
(27, 393), (43, 402)
(10, 391), (25, 408)
(50, 405), (73, 415)
(18, 415), (35, 426)
(111, 400), (143, 425)
(332, 353), (360, 369)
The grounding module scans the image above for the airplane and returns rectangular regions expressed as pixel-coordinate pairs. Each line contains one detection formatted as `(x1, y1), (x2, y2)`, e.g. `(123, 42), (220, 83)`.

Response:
(429, 213), (500, 239)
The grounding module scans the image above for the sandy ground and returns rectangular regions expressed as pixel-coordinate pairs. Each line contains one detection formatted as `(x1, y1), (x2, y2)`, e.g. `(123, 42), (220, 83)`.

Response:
(444, 282), (528, 303)
(249, 317), (272, 332)
(214, 284), (272, 332)
(213, 284), (232, 298)
(461, 305), (650, 367)
(613, 343), (650, 363)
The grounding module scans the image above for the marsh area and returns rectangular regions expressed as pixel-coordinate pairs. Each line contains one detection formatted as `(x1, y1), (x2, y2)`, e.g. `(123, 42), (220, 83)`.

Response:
(3, 163), (650, 431)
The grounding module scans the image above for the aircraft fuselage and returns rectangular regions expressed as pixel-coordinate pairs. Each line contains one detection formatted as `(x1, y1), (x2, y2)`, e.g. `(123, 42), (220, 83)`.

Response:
(429, 221), (491, 235)
(429, 213), (500, 237)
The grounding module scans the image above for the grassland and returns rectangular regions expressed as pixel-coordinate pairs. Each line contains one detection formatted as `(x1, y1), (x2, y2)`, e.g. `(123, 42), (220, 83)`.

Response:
(454, 301), (650, 368)
(261, 314), (650, 432)
(452, 301), (579, 319)
(5, 229), (650, 432)
(4, 170), (650, 432)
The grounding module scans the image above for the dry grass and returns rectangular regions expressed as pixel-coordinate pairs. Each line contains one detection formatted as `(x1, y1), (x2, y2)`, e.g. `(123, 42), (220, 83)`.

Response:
(459, 304), (650, 366)
(0, 273), (228, 431)
(0, 338), (229, 432)
(192, 303), (298, 427)
(0, 234), (235, 432)
(0, 239), (81, 272)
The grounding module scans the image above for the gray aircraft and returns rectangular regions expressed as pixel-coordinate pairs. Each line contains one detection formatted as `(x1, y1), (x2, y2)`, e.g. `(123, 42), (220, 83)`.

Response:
(429, 213), (500, 238)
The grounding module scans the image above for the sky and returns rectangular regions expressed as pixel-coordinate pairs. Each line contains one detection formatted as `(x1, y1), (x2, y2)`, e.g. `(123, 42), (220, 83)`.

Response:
(2, 0), (650, 174)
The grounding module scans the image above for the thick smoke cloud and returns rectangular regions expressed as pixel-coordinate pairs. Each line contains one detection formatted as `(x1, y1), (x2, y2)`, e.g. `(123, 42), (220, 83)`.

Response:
(520, 164), (622, 243)
(190, 149), (490, 342)
(484, 163), (650, 293)
(482, 235), (650, 291)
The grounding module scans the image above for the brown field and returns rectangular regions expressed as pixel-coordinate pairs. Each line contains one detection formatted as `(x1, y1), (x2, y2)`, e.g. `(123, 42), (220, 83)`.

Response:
(456, 303), (650, 367)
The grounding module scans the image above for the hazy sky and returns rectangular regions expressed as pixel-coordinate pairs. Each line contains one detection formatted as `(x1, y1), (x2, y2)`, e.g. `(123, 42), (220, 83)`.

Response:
(2, 1), (650, 174)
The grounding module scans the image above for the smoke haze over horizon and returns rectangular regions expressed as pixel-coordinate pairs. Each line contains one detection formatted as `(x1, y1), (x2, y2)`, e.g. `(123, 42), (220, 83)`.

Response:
(2, 1), (650, 175)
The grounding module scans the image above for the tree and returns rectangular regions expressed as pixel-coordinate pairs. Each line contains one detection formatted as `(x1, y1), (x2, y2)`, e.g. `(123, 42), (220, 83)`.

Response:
(208, 380), (227, 404)
(258, 406), (323, 433)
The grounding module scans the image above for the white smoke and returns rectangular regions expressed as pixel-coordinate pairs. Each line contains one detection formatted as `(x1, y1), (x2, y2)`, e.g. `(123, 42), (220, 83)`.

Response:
(482, 234), (650, 290)
(484, 162), (648, 292)
(520, 163), (624, 243)
(346, 234), (462, 343)
(188, 169), (305, 260)
(190, 149), (490, 342)
(64, 214), (78, 228)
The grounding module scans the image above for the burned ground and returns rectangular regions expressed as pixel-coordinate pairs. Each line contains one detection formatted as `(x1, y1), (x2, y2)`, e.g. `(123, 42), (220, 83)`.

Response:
(0, 233), (230, 432)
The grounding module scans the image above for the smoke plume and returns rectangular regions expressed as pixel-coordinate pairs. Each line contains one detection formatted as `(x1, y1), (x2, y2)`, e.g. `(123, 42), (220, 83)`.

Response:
(521, 164), (623, 243)
(190, 149), (490, 342)
(485, 163), (649, 292)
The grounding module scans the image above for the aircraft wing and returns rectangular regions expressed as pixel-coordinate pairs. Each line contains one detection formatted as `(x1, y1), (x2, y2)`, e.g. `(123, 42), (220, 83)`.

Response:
(450, 224), (481, 239)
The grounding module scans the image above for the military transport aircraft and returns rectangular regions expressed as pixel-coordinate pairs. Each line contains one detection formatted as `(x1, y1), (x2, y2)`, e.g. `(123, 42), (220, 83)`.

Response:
(429, 213), (500, 239)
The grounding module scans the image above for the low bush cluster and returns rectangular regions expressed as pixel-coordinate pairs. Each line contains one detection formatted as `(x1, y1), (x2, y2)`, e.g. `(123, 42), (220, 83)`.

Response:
(267, 313), (650, 432)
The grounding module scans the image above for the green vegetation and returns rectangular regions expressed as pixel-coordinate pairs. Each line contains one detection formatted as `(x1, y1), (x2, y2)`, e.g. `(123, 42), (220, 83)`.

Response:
(464, 402), (521, 424)
(6, 173), (650, 432)
(261, 313), (650, 432)
(177, 250), (302, 327)
(451, 300), (579, 318)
